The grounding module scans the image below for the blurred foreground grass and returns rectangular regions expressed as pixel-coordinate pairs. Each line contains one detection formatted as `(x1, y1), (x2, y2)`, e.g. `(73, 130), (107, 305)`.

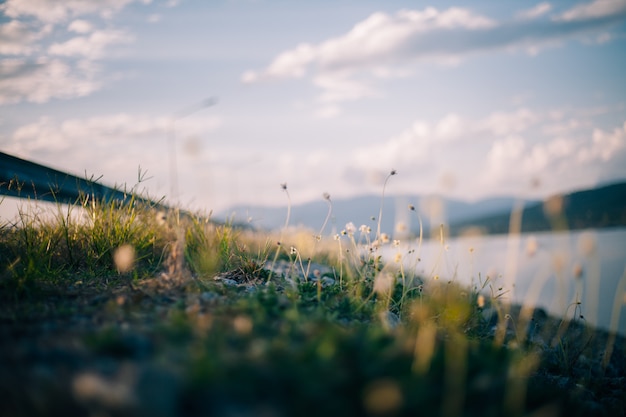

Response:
(0, 189), (624, 417)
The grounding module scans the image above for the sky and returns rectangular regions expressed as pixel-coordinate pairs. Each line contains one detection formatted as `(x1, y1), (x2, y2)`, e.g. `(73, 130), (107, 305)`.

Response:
(1, 0), (626, 219)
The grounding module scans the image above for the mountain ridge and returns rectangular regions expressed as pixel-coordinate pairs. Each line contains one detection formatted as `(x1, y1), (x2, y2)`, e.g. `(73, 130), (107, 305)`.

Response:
(218, 181), (626, 237)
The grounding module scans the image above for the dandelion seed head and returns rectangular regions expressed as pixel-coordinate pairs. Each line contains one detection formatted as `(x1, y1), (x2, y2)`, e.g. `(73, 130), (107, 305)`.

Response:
(113, 244), (135, 273)
(363, 379), (403, 415)
(233, 315), (253, 335)
(345, 222), (356, 236)
(477, 294), (485, 308)
(373, 272), (395, 294)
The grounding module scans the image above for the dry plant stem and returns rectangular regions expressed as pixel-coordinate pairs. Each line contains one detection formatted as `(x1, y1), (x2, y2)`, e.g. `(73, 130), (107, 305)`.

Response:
(603, 266), (626, 369)
(376, 170), (396, 242)
(428, 224), (446, 280)
(318, 196), (332, 239)
(268, 184), (291, 283)
(495, 198), (525, 347)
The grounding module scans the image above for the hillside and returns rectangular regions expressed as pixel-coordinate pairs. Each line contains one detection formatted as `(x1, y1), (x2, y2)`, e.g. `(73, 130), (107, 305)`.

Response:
(449, 182), (626, 236)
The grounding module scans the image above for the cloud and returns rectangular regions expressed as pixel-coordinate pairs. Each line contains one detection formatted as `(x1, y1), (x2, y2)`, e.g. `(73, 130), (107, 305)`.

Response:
(555, 0), (626, 22)
(68, 19), (94, 34)
(341, 106), (626, 200)
(0, 0), (153, 104)
(517, 3), (552, 20)
(243, 2), (626, 114)
(0, 58), (100, 104)
(3, 112), (222, 198)
(48, 29), (133, 59)
(0, 0), (152, 24)
(6, 113), (222, 155)
(0, 20), (51, 55)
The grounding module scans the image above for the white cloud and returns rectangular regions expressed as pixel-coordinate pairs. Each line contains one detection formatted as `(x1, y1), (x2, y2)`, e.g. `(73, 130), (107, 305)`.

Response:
(556, 0), (626, 22)
(0, 58), (100, 104)
(7, 113), (222, 155)
(516, 3), (552, 20)
(0, 0), (152, 24)
(478, 108), (538, 136)
(244, 3), (626, 116)
(313, 72), (378, 103)
(338, 107), (626, 200)
(3, 112), (222, 200)
(0, 0), (154, 104)
(0, 20), (51, 55)
(68, 19), (94, 34)
(48, 29), (133, 59)
(578, 122), (626, 162)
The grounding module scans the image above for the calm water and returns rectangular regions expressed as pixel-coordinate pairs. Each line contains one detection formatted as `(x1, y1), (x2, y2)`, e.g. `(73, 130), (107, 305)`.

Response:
(386, 227), (626, 335)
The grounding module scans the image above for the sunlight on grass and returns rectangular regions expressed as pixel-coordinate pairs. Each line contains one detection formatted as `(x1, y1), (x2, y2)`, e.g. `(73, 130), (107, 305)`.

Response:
(0, 172), (624, 417)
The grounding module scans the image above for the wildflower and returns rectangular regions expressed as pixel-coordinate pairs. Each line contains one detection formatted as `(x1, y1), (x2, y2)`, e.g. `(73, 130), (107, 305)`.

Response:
(408, 204), (415, 211)
(390, 169), (397, 176)
(290, 246), (297, 255)
(359, 224), (370, 234)
(334, 234), (340, 241)
(341, 230), (347, 236)
(113, 244), (135, 273)
(280, 183), (287, 191)
(314, 234), (321, 241)
(373, 272), (395, 295)
(392, 239), (400, 248)
(477, 294), (485, 308)
(394, 253), (402, 263)
(345, 222), (356, 236)
(380, 233), (390, 244)
(323, 192), (331, 201)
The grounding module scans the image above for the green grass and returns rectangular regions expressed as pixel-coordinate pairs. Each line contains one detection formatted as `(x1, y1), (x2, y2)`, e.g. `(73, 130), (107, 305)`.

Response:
(0, 178), (624, 417)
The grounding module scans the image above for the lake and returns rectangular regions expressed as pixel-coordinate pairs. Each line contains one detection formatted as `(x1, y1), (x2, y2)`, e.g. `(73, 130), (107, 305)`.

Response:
(386, 227), (626, 336)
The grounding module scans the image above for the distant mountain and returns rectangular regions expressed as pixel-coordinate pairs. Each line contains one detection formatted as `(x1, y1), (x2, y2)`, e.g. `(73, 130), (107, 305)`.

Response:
(219, 182), (626, 237)
(448, 182), (626, 236)
(218, 193), (537, 237)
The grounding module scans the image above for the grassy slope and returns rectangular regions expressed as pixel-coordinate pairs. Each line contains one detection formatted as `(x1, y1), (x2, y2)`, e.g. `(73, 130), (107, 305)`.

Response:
(0, 193), (625, 417)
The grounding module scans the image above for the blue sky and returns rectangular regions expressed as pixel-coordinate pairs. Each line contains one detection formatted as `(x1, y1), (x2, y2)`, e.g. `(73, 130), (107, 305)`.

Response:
(1, 0), (625, 217)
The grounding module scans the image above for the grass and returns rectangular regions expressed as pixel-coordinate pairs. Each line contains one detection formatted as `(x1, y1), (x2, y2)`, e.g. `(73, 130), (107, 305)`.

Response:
(0, 176), (625, 417)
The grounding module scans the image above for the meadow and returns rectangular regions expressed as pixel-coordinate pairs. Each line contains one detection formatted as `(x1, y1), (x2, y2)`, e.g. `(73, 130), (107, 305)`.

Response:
(0, 172), (624, 417)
